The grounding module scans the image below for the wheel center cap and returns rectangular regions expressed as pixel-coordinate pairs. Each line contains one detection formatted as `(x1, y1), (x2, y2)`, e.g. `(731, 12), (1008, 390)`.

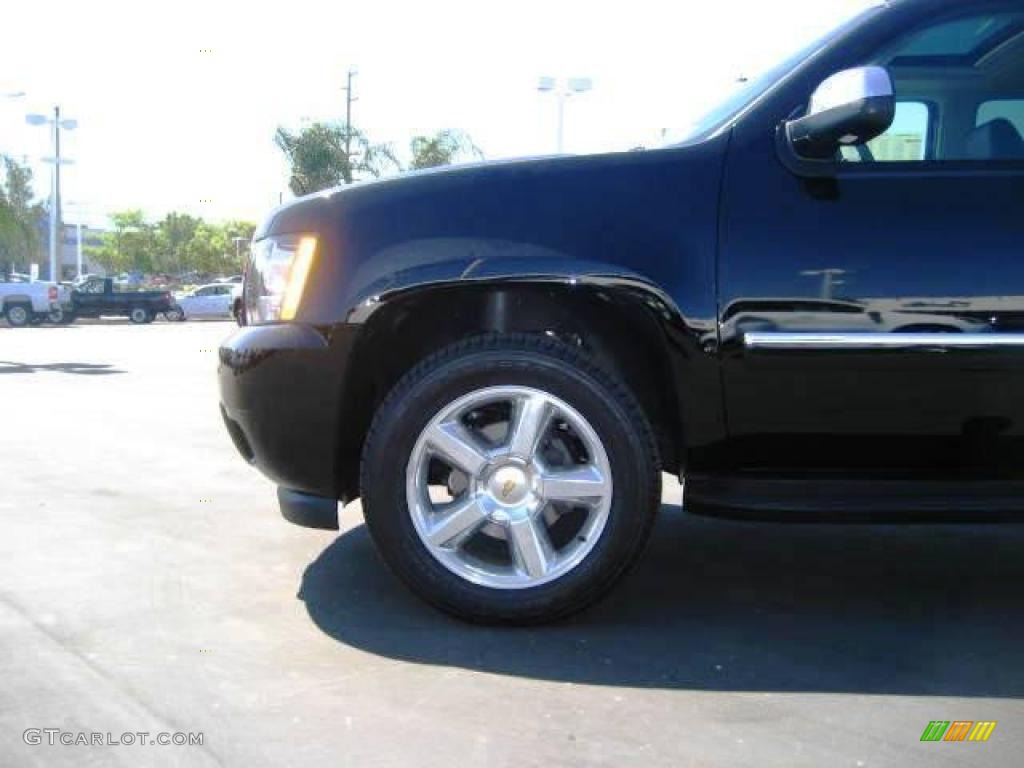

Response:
(487, 465), (530, 506)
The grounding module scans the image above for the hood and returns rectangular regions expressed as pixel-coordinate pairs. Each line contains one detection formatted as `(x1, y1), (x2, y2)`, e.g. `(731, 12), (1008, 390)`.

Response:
(258, 137), (729, 327)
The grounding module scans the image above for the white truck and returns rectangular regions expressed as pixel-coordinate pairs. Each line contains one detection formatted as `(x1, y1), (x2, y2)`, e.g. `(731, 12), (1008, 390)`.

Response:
(0, 278), (72, 327)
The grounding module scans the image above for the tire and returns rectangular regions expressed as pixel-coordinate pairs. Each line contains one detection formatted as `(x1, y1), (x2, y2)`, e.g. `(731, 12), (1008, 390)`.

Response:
(129, 307), (153, 324)
(5, 303), (32, 328)
(360, 333), (661, 625)
(48, 307), (76, 325)
(164, 307), (185, 322)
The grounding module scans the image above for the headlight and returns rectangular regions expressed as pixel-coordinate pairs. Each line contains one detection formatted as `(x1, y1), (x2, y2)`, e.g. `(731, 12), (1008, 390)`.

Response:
(244, 235), (317, 324)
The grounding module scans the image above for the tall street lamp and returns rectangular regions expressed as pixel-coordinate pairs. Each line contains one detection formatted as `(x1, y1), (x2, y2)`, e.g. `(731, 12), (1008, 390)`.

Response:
(537, 77), (592, 154)
(27, 107), (77, 282)
(232, 236), (249, 265)
(800, 268), (849, 299)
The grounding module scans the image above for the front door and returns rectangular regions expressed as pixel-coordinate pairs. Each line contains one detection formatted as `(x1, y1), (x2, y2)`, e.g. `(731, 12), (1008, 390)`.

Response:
(719, 5), (1024, 479)
(192, 286), (221, 316)
(73, 278), (109, 317)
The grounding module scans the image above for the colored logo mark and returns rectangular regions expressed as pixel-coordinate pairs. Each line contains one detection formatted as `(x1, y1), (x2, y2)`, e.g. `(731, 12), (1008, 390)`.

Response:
(920, 721), (997, 742)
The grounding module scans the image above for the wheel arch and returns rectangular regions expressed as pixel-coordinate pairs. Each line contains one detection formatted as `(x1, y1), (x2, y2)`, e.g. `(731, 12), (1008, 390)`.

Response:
(1, 294), (33, 308)
(332, 277), (707, 502)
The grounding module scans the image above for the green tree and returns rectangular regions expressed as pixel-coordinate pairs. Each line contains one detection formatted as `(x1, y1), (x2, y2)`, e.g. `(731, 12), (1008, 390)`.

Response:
(0, 156), (44, 274)
(274, 121), (400, 195)
(183, 220), (230, 275)
(222, 220), (257, 271)
(85, 211), (256, 278)
(85, 210), (155, 274)
(408, 129), (482, 170)
(154, 212), (200, 274)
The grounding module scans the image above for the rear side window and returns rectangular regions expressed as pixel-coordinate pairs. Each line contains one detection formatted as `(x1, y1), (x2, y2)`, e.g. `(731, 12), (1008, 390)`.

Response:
(978, 100), (1024, 136)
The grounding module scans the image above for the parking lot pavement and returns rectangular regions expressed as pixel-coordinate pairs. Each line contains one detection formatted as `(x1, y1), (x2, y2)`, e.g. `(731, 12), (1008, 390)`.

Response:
(1, 321), (1022, 767)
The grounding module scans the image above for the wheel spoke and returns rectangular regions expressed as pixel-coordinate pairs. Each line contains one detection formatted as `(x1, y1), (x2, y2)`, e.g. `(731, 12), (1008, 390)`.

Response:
(507, 393), (552, 460)
(540, 465), (610, 504)
(426, 421), (489, 476)
(425, 496), (488, 548)
(507, 515), (555, 579)
(408, 385), (615, 589)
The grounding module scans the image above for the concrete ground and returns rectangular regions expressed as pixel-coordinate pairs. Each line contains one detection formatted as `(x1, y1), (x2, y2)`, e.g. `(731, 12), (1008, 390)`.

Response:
(0, 320), (1021, 767)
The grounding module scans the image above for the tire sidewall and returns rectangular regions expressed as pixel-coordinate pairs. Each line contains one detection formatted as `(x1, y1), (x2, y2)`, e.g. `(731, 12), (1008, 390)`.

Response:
(130, 307), (150, 324)
(6, 305), (30, 327)
(362, 345), (657, 621)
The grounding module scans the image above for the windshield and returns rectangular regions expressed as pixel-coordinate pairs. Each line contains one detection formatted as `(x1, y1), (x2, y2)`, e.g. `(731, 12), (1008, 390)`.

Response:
(663, 5), (883, 146)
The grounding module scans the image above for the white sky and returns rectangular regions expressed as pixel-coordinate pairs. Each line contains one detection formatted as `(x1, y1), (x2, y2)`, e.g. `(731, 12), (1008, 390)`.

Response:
(1, 0), (877, 228)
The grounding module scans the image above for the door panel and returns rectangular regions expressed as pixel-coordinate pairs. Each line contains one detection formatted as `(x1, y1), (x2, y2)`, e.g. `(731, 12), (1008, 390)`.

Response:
(721, 156), (1024, 477)
(193, 288), (217, 316)
(718, 4), (1024, 479)
(212, 289), (233, 316)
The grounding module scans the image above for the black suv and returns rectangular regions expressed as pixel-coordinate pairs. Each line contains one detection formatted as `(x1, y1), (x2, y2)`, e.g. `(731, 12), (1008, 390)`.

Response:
(220, 0), (1024, 623)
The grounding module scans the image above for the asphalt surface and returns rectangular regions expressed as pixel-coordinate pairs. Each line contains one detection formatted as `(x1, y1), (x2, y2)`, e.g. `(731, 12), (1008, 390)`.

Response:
(1, 320), (1022, 767)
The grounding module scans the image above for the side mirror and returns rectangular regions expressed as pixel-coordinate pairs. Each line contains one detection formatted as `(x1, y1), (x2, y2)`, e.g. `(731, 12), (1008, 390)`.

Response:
(779, 66), (895, 173)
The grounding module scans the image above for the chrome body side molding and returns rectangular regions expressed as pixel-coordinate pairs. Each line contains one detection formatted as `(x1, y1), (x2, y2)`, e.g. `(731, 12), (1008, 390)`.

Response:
(743, 332), (1024, 350)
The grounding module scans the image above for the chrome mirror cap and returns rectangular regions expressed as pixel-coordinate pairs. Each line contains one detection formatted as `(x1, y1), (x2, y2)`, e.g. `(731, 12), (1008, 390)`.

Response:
(779, 65), (896, 169)
(808, 66), (893, 116)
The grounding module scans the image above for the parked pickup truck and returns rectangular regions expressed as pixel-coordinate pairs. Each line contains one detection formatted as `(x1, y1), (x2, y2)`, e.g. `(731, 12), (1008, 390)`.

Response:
(220, 0), (1024, 624)
(68, 277), (174, 324)
(0, 278), (71, 327)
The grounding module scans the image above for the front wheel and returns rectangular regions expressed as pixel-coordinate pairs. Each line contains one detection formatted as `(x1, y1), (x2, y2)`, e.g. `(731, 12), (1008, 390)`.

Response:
(164, 306), (185, 322)
(129, 307), (153, 324)
(360, 334), (660, 625)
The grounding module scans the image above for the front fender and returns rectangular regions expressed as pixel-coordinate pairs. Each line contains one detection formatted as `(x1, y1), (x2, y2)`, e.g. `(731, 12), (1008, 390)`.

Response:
(335, 238), (680, 325)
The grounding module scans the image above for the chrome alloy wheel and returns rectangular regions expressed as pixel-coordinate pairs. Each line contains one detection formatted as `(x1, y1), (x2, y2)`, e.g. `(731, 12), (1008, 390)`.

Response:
(406, 385), (613, 589)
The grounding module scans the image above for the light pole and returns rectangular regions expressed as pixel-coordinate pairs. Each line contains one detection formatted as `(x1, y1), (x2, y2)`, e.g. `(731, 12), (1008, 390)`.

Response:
(537, 77), (592, 154)
(232, 236), (249, 266)
(800, 268), (849, 299)
(27, 107), (77, 283)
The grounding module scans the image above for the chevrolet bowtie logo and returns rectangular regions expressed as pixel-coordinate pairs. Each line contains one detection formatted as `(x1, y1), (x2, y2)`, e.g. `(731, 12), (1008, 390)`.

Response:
(501, 478), (517, 499)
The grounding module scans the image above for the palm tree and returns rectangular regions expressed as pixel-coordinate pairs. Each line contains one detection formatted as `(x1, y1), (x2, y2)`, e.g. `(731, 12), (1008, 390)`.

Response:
(274, 122), (400, 195)
(408, 129), (483, 170)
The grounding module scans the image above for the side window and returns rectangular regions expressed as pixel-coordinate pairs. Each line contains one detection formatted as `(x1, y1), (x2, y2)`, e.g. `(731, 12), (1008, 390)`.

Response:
(868, 102), (930, 161)
(978, 100), (1024, 136)
(845, 10), (1024, 163)
(841, 102), (930, 162)
(196, 286), (214, 297)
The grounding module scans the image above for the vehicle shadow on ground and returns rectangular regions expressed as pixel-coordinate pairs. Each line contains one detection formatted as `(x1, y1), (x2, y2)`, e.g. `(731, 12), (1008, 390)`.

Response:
(0, 325), (80, 331)
(0, 360), (123, 375)
(299, 503), (1024, 697)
